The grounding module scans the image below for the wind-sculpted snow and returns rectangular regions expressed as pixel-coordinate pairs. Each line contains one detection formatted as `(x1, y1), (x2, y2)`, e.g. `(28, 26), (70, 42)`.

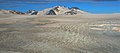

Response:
(0, 14), (120, 53)
(59, 23), (120, 53)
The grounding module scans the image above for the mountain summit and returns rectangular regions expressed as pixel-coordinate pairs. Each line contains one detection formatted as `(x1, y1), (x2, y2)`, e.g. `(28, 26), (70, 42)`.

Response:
(0, 6), (89, 15)
(37, 6), (89, 15)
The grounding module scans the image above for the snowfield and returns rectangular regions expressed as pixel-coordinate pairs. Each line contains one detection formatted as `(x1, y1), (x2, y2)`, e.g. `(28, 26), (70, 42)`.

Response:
(0, 14), (120, 53)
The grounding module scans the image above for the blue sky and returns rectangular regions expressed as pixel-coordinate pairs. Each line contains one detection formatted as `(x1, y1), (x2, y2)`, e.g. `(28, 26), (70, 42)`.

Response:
(0, 0), (120, 14)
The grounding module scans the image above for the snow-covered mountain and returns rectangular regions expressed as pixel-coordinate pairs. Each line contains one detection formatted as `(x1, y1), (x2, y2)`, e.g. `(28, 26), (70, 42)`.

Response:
(37, 6), (89, 15)
(0, 6), (89, 15)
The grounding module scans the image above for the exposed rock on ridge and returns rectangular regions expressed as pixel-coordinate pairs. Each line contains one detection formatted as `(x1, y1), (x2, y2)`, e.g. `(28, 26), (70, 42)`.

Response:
(0, 9), (25, 15)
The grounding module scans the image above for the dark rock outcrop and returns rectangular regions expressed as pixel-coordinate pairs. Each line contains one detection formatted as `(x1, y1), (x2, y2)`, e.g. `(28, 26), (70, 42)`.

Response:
(26, 10), (38, 15)
(47, 10), (56, 15)
(9, 10), (25, 15)
(65, 11), (77, 15)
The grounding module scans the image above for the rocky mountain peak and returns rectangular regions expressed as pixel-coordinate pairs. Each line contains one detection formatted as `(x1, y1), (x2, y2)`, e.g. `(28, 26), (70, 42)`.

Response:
(0, 6), (89, 15)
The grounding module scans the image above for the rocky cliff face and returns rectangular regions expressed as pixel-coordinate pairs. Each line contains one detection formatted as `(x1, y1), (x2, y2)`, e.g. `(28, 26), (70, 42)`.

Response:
(37, 6), (89, 15)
